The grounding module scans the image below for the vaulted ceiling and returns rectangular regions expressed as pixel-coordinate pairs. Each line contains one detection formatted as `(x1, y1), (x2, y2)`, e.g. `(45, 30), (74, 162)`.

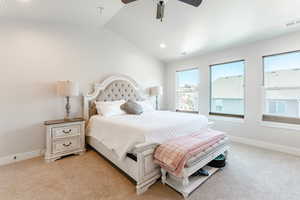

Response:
(0, 0), (123, 27)
(1, 0), (300, 62)
(106, 0), (300, 62)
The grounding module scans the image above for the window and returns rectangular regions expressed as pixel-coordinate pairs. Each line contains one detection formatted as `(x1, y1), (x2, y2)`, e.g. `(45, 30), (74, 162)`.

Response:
(215, 99), (224, 112)
(263, 51), (300, 124)
(268, 101), (286, 115)
(210, 60), (245, 118)
(176, 68), (199, 113)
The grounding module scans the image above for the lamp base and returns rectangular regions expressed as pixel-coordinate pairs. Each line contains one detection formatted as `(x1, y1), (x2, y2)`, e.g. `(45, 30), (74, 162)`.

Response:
(65, 96), (71, 120)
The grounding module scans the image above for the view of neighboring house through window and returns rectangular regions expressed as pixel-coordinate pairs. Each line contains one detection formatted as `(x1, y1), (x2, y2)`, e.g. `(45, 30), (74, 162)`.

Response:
(176, 68), (199, 112)
(263, 51), (300, 123)
(210, 60), (245, 117)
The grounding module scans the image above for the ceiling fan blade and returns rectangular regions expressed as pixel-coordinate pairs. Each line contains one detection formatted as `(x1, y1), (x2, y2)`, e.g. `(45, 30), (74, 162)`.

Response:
(177, 0), (203, 7)
(121, 0), (138, 4)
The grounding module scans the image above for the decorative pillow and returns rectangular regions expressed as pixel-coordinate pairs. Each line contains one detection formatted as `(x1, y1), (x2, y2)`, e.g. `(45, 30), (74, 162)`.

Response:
(95, 100), (126, 117)
(137, 100), (155, 112)
(121, 100), (143, 115)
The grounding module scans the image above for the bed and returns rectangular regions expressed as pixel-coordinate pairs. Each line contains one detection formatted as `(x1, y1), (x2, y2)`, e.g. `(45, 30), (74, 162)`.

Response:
(83, 74), (217, 194)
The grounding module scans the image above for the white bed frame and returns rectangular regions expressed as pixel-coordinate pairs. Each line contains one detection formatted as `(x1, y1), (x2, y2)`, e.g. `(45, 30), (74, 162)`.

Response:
(83, 74), (161, 195)
(83, 75), (230, 197)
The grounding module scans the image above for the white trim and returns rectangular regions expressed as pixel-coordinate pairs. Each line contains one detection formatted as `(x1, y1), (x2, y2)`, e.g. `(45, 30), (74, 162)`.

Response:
(229, 135), (300, 157)
(208, 115), (245, 123)
(260, 121), (300, 131)
(264, 86), (300, 90)
(0, 149), (44, 167)
(298, 100), (300, 118)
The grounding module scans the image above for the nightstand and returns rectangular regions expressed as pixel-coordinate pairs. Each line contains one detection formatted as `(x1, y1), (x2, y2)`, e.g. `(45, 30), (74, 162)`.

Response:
(44, 118), (85, 162)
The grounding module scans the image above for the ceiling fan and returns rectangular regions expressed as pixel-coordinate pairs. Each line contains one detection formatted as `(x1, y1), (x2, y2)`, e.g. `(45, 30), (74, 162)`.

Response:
(121, 0), (203, 21)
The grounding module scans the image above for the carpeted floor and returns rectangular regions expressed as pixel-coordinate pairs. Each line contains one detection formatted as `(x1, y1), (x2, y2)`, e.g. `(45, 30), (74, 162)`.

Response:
(0, 142), (300, 200)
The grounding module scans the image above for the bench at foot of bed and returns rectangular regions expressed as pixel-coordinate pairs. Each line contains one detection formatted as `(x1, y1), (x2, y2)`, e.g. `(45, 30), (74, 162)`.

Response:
(161, 146), (229, 199)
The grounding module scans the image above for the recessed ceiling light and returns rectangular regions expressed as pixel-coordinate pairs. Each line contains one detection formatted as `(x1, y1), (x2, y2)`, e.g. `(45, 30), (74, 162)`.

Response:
(160, 43), (166, 49)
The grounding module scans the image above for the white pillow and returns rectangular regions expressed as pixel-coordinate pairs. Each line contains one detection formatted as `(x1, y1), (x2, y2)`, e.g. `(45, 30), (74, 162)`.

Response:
(138, 100), (155, 112)
(95, 100), (126, 117)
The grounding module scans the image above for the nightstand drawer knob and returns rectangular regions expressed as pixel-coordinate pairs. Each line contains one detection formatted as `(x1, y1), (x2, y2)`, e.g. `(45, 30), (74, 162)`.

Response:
(63, 142), (72, 147)
(63, 129), (72, 134)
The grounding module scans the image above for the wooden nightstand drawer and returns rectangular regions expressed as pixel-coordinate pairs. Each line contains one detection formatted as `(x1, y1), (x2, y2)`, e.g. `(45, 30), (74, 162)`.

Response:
(52, 125), (80, 139)
(52, 137), (81, 154)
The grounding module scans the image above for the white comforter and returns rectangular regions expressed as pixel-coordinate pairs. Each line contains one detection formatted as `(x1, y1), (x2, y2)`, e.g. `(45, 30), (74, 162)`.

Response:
(87, 111), (209, 159)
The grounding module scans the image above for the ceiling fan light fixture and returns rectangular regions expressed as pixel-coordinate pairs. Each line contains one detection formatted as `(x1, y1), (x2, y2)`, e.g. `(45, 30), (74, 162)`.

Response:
(121, 0), (203, 21)
(156, 1), (166, 22)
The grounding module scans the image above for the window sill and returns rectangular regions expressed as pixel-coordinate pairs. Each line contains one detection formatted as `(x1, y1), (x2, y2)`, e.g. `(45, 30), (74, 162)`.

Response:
(176, 110), (199, 114)
(208, 115), (245, 123)
(260, 121), (300, 131)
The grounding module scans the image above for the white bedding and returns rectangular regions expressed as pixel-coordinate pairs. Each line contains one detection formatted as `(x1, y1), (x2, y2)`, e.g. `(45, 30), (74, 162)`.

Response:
(87, 111), (209, 159)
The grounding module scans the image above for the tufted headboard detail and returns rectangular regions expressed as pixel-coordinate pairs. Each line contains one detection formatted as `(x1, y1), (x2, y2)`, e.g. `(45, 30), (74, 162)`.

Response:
(83, 75), (146, 120)
(96, 80), (143, 102)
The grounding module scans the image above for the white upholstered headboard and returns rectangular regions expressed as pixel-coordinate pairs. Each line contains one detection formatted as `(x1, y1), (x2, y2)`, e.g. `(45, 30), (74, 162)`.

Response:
(83, 74), (146, 121)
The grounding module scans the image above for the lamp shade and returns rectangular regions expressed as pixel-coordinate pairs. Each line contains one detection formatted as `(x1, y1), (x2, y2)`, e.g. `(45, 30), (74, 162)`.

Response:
(150, 86), (163, 96)
(56, 80), (79, 97)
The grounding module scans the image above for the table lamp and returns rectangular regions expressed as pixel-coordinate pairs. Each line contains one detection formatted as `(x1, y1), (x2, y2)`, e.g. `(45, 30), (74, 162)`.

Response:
(56, 80), (79, 120)
(150, 86), (163, 110)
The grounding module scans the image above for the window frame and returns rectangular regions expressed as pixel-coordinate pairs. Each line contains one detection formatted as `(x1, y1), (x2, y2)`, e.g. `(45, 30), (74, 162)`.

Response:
(209, 59), (246, 119)
(175, 67), (200, 114)
(262, 50), (300, 125)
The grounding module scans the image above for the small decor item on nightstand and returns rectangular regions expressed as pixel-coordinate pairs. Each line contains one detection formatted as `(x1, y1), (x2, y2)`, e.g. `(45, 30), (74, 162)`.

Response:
(150, 86), (163, 110)
(56, 80), (79, 120)
(44, 118), (85, 162)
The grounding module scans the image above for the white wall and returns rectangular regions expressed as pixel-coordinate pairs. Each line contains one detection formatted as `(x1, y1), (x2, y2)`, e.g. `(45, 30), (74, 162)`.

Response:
(0, 20), (165, 158)
(166, 31), (300, 149)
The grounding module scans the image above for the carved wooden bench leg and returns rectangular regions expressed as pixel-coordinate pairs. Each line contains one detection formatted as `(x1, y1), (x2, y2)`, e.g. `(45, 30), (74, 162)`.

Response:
(224, 150), (229, 159)
(182, 171), (189, 186)
(183, 176), (189, 186)
(183, 192), (189, 200)
(161, 168), (167, 184)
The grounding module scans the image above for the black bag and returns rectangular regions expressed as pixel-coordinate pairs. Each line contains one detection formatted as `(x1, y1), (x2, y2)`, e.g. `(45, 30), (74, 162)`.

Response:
(207, 154), (226, 168)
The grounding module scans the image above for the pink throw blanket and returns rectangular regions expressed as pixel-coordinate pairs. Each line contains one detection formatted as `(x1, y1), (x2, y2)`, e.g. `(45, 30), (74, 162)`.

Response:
(154, 129), (226, 176)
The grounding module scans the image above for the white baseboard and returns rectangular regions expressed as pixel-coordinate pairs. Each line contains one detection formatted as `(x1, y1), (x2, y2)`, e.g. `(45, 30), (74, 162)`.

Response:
(1, 136), (299, 166)
(0, 149), (45, 167)
(229, 135), (300, 157)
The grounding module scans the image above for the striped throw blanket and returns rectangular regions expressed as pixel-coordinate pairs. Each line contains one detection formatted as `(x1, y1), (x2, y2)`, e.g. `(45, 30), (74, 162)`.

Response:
(154, 129), (226, 176)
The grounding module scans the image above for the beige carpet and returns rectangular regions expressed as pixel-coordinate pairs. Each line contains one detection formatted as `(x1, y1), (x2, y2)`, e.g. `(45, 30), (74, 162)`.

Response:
(0, 143), (300, 200)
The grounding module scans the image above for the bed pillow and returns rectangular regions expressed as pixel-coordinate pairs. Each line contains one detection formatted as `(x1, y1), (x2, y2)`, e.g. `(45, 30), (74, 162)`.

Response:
(137, 100), (155, 112)
(120, 100), (143, 115)
(95, 100), (126, 117)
